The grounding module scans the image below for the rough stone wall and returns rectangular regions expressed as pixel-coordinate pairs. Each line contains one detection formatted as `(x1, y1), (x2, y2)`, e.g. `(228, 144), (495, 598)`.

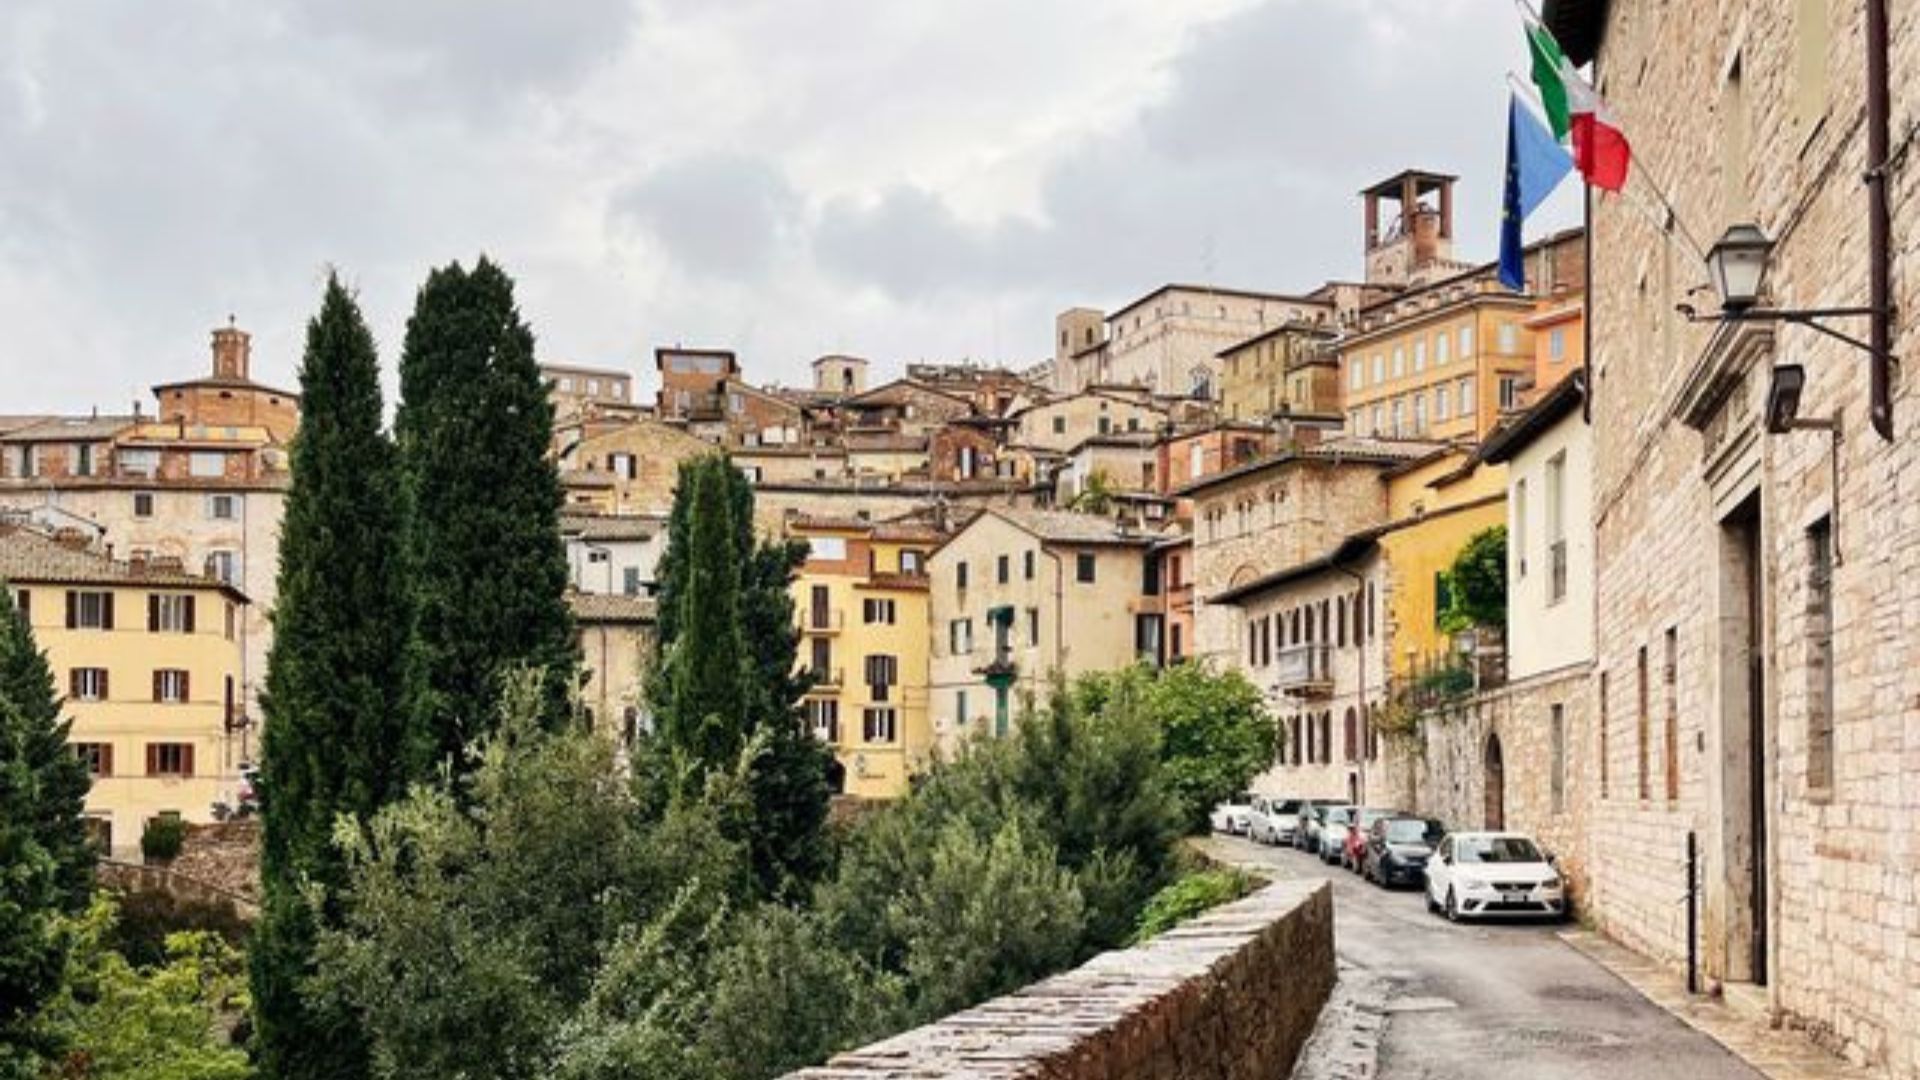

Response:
(1587, 1), (1920, 1072)
(784, 878), (1334, 1079)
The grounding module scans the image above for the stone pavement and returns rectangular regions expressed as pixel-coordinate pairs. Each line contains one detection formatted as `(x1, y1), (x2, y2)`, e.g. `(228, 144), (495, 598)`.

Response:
(1560, 931), (1880, 1080)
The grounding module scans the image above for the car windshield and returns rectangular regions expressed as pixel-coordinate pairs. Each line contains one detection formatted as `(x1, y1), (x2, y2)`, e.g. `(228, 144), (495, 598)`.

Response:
(1381, 819), (1430, 843)
(1277, 800), (1302, 814)
(1324, 807), (1353, 825)
(1232, 792), (1252, 805)
(1354, 808), (1392, 827)
(1454, 836), (1544, 864)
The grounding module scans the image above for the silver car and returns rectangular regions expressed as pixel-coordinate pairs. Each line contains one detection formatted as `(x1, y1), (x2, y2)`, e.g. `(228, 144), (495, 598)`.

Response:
(1296, 799), (1352, 853)
(1247, 796), (1304, 845)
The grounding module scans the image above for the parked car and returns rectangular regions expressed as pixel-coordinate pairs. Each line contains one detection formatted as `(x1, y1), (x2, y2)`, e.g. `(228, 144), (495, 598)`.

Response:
(1362, 816), (1445, 888)
(1209, 792), (1255, 835)
(1316, 805), (1356, 865)
(1296, 799), (1352, 854)
(1248, 797), (1304, 845)
(1341, 807), (1399, 871)
(1425, 831), (1568, 922)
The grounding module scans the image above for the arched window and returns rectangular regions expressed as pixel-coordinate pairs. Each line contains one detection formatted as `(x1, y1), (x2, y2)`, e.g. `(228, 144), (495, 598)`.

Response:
(1293, 716), (1305, 764)
(1344, 707), (1359, 762)
(1319, 712), (1333, 763)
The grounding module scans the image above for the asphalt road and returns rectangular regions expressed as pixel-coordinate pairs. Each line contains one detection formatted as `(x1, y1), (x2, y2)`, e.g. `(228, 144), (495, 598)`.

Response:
(1203, 835), (1763, 1080)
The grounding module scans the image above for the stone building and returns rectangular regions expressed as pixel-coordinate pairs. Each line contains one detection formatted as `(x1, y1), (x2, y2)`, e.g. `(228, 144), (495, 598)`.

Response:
(1085, 285), (1334, 399)
(1010, 388), (1170, 455)
(1217, 322), (1341, 422)
(926, 508), (1159, 754)
(1550, 0), (1920, 1069)
(570, 592), (654, 744)
(561, 511), (666, 598)
(556, 418), (713, 514)
(541, 362), (642, 437)
(2, 523), (250, 859)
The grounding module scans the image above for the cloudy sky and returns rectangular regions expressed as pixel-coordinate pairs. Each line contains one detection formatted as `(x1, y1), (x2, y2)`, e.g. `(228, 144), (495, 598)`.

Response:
(0, 0), (1577, 412)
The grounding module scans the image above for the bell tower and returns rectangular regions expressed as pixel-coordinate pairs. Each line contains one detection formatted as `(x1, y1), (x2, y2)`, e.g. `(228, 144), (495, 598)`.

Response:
(1362, 170), (1456, 287)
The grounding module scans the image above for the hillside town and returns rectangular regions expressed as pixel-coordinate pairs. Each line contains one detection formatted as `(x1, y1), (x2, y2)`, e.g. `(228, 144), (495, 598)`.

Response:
(1, 1), (1916, 1078)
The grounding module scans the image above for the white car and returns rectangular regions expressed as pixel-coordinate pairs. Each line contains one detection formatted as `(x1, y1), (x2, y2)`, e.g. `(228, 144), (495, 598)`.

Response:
(1209, 792), (1255, 835)
(1247, 797), (1304, 845)
(1425, 831), (1568, 922)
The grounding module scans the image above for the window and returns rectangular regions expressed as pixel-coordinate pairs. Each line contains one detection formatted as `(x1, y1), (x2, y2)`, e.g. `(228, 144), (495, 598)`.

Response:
(154, 669), (190, 704)
(1549, 703), (1566, 813)
(1023, 550), (1035, 580)
(224, 602), (236, 640)
(587, 378), (600, 396)
(949, 619), (973, 655)
(955, 561), (969, 590)
(1499, 376), (1522, 412)
(66, 591), (114, 630)
(1664, 627), (1680, 802)
(189, 451), (225, 478)
(996, 554), (1010, 584)
(863, 654), (898, 702)
(70, 668), (109, 701)
(1349, 360), (1363, 391)
(1391, 398), (1406, 436)
(1457, 377), (1476, 416)
(1436, 331), (1451, 365)
(727, 392), (744, 414)
(559, 376), (574, 392)
(146, 742), (194, 777)
(901, 550), (925, 575)
(118, 448), (159, 477)
(956, 691), (969, 727)
(132, 492), (155, 518)
(1371, 354), (1384, 383)
(809, 536), (846, 561)
(862, 707), (898, 743)
(12, 588), (28, 623)
(204, 551), (238, 585)
(1793, 0), (1831, 128)
(1075, 553), (1096, 583)
(1052, 416), (1067, 435)
(610, 453), (637, 480)
(1027, 607), (1040, 647)
(1548, 327), (1566, 361)
(1513, 479), (1529, 578)
(1391, 347), (1405, 378)
(1413, 340), (1427, 372)
(1807, 519), (1835, 794)
(1435, 385), (1451, 421)
(149, 594), (195, 633)
(807, 700), (840, 743)
(73, 742), (112, 777)
(1412, 392), (1428, 433)
(1497, 322), (1519, 354)
(862, 598), (896, 625)
(809, 637), (832, 679)
(1546, 452), (1567, 602)
(1459, 326), (1474, 356)
(1636, 646), (1650, 800)
(1370, 404), (1383, 434)
(74, 443), (94, 476)
(623, 567), (642, 595)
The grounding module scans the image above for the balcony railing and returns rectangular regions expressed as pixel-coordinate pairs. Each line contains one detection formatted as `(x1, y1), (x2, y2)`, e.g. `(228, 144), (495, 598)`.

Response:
(806, 667), (844, 689)
(802, 609), (844, 633)
(1273, 644), (1334, 698)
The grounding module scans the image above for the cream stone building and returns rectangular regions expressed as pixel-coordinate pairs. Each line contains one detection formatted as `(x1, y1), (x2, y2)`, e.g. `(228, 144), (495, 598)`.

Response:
(557, 418), (713, 515)
(572, 592), (655, 743)
(1551, 0), (1920, 1069)
(1079, 286), (1334, 399)
(1010, 388), (1169, 454)
(2, 524), (249, 859)
(927, 508), (1159, 754)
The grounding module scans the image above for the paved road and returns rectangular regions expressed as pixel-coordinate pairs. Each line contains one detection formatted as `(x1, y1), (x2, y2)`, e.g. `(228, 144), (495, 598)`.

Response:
(1203, 835), (1762, 1080)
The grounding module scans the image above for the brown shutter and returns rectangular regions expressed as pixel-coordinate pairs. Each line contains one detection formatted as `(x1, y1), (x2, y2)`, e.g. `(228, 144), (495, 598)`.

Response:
(182, 744), (195, 777)
(145, 743), (158, 776)
(69, 669), (80, 697)
(180, 671), (190, 702)
(100, 744), (112, 778)
(183, 596), (195, 634)
(148, 594), (159, 631)
(101, 593), (114, 630)
(65, 591), (76, 628)
(152, 671), (162, 703)
(99, 669), (108, 700)
(15, 589), (26, 623)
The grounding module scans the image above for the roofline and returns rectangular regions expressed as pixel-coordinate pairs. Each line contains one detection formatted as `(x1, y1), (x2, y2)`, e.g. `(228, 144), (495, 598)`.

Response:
(1479, 370), (1588, 465)
(541, 363), (633, 379)
(150, 378), (301, 400)
(1359, 169), (1461, 196)
(1213, 320), (1340, 359)
(1352, 228), (1587, 321)
(1108, 283), (1332, 322)
(1171, 444), (1430, 498)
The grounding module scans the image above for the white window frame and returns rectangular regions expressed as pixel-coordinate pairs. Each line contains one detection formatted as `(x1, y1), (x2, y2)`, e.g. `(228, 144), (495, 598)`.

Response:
(156, 669), (189, 704)
(154, 594), (192, 633)
(73, 668), (108, 701)
(189, 451), (225, 478)
(207, 494), (237, 520)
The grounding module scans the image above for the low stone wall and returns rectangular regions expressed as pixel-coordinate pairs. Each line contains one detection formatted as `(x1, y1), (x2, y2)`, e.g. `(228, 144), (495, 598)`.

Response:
(784, 878), (1334, 1079)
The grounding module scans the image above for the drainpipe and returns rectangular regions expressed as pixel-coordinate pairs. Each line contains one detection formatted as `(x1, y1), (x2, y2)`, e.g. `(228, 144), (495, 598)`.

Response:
(1866, 0), (1894, 440)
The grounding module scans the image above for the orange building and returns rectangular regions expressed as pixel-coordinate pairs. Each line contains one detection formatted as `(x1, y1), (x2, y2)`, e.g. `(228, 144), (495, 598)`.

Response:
(152, 325), (300, 443)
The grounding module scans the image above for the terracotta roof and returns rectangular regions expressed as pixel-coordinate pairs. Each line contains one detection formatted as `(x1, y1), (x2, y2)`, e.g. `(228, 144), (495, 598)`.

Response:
(568, 592), (657, 624)
(0, 416), (56, 437)
(0, 525), (249, 600)
(0, 415), (139, 443)
(151, 373), (300, 400)
(1480, 370), (1587, 465)
(988, 507), (1161, 546)
(1171, 436), (1450, 497)
(559, 513), (663, 542)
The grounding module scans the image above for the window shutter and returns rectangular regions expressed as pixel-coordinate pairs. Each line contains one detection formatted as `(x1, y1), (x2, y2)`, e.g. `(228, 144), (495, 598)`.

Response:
(180, 671), (190, 702)
(183, 596), (195, 634)
(148, 594), (159, 631)
(14, 589), (25, 623)
(145, 743), (158, 775)
(69, 669), (80, 697)
(152, 671), (162, 703)
(65, 591), (76, 629)
(100, 744), (112, 777)
(182, 744), (195, 777)
(102, 593), (114, 630)
(100, 669), (108, 699)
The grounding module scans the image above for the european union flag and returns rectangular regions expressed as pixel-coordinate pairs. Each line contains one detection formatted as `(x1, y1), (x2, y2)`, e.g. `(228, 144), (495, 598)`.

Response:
(1499, 94), (1573, 292)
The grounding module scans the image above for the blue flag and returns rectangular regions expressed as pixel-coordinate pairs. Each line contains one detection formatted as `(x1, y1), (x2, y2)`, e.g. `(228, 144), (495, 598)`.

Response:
(1499, 94), (1573, 291)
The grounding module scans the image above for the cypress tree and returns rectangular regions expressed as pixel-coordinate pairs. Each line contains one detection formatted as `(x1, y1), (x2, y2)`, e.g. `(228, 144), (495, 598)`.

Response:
(0, 585), (92, 912)
(249, 275), (407, 1080)
(396, 258), (576, 778)
(657, 459), (751, 769)
(650, 455), (830, 895)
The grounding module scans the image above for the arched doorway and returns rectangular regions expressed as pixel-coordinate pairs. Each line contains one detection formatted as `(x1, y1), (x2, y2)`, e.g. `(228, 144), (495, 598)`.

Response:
(1483, 732), (1506, 830)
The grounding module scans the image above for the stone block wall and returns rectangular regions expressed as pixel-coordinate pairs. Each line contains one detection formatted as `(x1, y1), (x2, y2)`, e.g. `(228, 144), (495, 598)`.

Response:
(784, 878), (1334, 1079)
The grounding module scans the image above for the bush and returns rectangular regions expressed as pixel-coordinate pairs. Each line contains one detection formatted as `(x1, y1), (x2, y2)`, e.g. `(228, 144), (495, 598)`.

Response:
(106, 888), (251, 969)
(1130, 868), (1260, 943)
(140, 817), (188, 863)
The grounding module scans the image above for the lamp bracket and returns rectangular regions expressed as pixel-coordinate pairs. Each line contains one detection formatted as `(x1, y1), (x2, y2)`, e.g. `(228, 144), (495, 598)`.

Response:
(1681, 305), (1899, 364)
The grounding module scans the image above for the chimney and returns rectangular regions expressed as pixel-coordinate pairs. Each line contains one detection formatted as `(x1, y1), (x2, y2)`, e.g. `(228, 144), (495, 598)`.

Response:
(211, 320), (251, 380)
(128, 550), (147, 575)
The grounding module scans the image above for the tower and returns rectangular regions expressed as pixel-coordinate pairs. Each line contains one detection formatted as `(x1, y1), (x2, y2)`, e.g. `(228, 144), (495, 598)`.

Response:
(1362, 170), (1457, 287)
(812, 355), (868, 396)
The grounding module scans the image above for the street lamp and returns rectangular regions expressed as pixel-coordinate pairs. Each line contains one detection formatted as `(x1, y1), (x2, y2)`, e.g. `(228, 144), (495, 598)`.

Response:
(1704, 223), (1774, 312)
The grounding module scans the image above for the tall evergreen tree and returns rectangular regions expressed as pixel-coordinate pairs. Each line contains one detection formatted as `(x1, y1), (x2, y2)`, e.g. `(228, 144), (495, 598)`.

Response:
(650, 456), (830, 896)
(657, 460), (751, 769)
(0, 586), (92, 912)
(249, 275), (408, 1080)
(396, 258), (577, 778)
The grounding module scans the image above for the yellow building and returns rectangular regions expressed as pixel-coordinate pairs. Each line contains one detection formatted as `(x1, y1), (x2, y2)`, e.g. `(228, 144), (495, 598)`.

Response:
(789, 514), (944, 798)
(1217, 322), (1340, 422)
(1, 523), (249, 859)
(1377, 449), (1507, 678)
(1338, 279), (1536, 442)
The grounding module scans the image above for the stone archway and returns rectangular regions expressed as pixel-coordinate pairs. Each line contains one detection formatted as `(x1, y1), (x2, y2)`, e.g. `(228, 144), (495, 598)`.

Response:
(1483, 732), (1506, 830)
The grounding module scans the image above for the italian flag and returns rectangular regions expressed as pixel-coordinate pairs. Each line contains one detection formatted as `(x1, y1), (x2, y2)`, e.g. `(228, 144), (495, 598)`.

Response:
(1527, 20), (1631, 191)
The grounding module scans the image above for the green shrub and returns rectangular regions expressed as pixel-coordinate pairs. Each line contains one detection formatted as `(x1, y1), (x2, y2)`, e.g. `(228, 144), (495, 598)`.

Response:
(107, 887), (251, 969)
(1129, 868), (1260, 943)
(141, 817), (188, 863)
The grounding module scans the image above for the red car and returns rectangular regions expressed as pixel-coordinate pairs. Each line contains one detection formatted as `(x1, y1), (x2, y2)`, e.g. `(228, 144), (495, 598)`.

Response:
(1342, 808), (1399, 871)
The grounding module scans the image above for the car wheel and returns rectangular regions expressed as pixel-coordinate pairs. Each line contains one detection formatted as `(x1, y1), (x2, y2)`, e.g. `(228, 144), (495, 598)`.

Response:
(1426, 887), (1440, 914)
(1444, 888), (1460, 923)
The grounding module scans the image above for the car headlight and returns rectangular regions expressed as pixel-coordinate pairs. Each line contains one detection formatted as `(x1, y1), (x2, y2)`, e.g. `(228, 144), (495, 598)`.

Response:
(1543, 875), (1563, 890)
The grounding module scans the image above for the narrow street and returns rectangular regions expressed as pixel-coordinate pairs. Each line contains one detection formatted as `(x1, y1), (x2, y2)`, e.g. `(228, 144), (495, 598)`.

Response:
(1202, 836), (1763, 1080)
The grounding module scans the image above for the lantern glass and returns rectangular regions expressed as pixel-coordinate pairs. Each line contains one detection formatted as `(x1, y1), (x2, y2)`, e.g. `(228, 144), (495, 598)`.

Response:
(1707, 223), (1774, 312)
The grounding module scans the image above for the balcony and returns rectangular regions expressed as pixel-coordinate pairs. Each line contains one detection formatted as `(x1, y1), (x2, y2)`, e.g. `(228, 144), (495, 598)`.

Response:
(802, 609), (844, 634)
(1273, 644), (1334, 698)
(806, 667), (844, 690)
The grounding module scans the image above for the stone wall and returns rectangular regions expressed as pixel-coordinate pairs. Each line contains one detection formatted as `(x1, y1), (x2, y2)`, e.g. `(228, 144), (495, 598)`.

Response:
(784, 878), (1334, 1079)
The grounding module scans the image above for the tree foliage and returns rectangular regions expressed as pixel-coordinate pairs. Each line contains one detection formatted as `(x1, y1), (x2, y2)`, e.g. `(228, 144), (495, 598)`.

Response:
(1438, 525), (1509, 634)
(0, 585), (93, 911)
(396, 257), (577, 778)
(250, 274), (411, 1080)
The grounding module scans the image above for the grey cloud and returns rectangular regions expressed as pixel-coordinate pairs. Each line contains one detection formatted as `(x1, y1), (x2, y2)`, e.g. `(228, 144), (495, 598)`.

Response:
(612, 153), (802, 280)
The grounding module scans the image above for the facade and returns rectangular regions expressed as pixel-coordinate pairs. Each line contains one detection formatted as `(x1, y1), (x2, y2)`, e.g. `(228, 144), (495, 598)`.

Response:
(542, 363), (641, 432)
(790, 515), (941, 799)
(2, 524), (249, 859)
(1522, 295), (1586, 404)
(811, 355), (869, 397)
(561, 512), (666, 598)
(1555, 0), (1920, 1070)
(557, 419), (713, 514)
(1011, 389), (1168, 455)
(927, 508), (1158, 754)
(571, 592), (655, 742)
(152, 325), (300, 443)
(1338, 280), (1539, 442)
(1098, 286), (1333, 398)
(1217, 323), (1341, 421)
